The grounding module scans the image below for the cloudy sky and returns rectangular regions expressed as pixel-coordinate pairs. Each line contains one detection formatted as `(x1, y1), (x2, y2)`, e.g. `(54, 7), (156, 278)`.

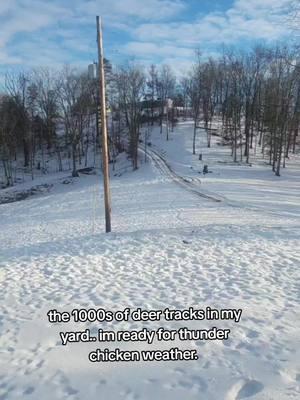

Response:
(0, 0), (295, 75)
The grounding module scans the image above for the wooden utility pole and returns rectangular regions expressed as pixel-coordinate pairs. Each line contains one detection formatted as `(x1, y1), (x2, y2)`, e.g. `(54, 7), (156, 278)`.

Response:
(96, 16), (111, 232)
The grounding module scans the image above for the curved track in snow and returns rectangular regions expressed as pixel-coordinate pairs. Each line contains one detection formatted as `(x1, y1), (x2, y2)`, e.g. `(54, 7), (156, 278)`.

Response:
(140, 145), (222, 203)
(140, 145), (300, 221)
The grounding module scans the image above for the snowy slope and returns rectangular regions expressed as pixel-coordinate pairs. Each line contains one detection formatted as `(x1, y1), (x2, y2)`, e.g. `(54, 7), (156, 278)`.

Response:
(0, 122), (300, 400)
(147, 121), (300, 218)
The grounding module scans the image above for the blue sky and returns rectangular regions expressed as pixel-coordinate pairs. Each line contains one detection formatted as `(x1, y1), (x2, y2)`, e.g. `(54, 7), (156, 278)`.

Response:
(0, 0), (295, 77)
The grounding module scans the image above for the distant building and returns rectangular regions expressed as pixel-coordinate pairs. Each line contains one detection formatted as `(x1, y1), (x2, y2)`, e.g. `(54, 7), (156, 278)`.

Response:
(140, 98), (173, 118)
(88, 59), (112, 80)
(88, 63), (97, 79)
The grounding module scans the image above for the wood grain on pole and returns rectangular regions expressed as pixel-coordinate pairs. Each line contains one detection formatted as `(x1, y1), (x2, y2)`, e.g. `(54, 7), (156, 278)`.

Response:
(97, 16), (112, 232)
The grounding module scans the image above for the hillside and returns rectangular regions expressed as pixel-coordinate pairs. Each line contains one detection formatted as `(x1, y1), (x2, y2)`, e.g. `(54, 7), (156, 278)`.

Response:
(1, 121), (299, 400)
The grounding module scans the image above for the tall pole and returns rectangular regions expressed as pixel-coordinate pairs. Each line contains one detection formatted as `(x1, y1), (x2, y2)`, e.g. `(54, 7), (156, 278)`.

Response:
(96, 16), (111, 232)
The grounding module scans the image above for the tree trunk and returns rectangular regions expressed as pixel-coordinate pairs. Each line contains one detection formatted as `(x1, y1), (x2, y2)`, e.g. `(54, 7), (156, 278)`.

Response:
(72, 142), (79, 177)
(193, 121), (197, 155)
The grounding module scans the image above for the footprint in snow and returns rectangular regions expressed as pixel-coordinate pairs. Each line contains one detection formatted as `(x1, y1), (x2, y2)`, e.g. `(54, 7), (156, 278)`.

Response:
(226, 379), (264, 400)
(236, 380), (264, 399)
(246, 329), (259, 339)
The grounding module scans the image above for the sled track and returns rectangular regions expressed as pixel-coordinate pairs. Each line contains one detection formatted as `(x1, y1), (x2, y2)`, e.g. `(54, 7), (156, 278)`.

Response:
(139, 145), (300, 222)
(140, 146), (221, 203)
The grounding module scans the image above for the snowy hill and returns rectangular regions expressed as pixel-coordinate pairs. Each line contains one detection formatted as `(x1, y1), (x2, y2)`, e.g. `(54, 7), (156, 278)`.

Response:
(0, 121), (300, 400)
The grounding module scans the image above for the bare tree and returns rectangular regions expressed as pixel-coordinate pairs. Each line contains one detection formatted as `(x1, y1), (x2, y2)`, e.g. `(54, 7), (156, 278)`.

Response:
(115, 64), (145, 170)
(187, 63), (202, 155)
(156, 65), (176, 138)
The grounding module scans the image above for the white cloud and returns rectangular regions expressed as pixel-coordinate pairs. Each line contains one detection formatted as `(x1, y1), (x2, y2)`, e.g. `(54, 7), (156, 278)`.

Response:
(121, 42), (194, 59)
(132, 0), (292, 47)
(0, 0), (186, 68)
(0, 0), (294, 72)
(233, 0), (292, 17)
(77, 0), (185, 21)
(0, 1), (71, 48)
(113, 0), (294, 73)
(0, 51), (22, 65)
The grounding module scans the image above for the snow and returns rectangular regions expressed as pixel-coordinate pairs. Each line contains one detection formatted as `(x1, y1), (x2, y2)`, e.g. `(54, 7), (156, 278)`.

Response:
(0, 121), (300, 399)
(147, 120), (300, 218)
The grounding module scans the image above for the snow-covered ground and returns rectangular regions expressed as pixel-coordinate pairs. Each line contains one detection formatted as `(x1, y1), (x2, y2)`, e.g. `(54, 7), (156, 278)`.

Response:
(0, 121), (300, 400)
(148, 120), (300, 218)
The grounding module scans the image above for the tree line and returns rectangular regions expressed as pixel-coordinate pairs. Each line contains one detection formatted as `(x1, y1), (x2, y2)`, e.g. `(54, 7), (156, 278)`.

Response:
(0, 43), (299, 187)
(185, 45), (300, 176)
